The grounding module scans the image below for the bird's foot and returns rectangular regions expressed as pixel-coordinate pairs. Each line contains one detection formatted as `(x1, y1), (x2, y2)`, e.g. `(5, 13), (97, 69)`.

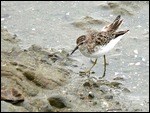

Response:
(79, 70), (91, 77)
(99, 72), (106, 79)
(79, 70), (98, 81)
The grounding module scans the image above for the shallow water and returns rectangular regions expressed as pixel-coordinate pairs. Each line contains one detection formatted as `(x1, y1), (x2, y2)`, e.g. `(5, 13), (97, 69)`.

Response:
(1, 1), (149, 111)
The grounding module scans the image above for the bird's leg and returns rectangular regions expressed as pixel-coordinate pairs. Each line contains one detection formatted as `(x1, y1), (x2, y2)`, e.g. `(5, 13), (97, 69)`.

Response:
(99, 55), (106, 79)
(80, 58), (97, 75)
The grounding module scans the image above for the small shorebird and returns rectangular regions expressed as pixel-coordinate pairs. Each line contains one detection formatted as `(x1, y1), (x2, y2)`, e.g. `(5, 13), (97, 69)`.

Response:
(70, 15), (129, 78)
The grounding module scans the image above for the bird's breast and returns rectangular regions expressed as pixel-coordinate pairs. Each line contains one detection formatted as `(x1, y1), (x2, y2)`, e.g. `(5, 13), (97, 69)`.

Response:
(78, 35), (123, 58)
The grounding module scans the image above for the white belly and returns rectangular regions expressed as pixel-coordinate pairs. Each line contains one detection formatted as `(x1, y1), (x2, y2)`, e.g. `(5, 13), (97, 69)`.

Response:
(79, 36), (123, 58)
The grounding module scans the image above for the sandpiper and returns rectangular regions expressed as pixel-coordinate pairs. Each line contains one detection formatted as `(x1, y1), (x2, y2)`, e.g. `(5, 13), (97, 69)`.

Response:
(70, 15), (129, 78)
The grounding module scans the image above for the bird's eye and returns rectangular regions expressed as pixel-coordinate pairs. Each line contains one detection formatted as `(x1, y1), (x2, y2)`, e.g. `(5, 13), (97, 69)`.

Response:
(80, 42), (84, 45)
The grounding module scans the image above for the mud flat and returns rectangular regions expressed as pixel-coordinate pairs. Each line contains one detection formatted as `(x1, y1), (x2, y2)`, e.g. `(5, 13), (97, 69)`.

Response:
(1, 28), (149, 112)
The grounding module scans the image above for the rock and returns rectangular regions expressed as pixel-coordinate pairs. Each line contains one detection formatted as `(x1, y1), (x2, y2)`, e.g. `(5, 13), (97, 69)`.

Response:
(1, 28), (20, 43)
(88, 91), (94, 99)
(92, 82), (99, 88)
(122, 88), (131, 93)
(93, 101), (97, 105)
(71, 16), (107, 30)
(22, 98), (53, 112)
(99, 86), (109, 94)
(47, 95), (70, 108)
(1, 28), (71, 111)
(104, 94), (113, 100)
(28, 44), (42, 52)
(23, 69), (61, 89)
(83, 81), (91, 87)
(1, 101), (28, 112)
(110, 82), (122, 88)
(1, 28), (21, 52)
(113, 77), (125, 81)
(1, 88), (24, 103)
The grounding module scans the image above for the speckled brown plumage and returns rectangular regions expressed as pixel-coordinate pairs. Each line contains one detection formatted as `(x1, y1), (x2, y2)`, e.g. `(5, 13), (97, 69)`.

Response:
(70, 15), (129, 78)
(71, 15), (129, 55)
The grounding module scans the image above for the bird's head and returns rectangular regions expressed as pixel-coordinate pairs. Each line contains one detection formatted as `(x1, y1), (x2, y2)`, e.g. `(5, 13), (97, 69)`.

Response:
(70, 35), (86, 55)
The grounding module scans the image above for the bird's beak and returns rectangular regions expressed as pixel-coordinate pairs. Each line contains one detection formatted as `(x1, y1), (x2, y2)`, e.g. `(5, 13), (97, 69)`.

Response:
(70, 45), (78, 55)
(70, 42), (83, 56)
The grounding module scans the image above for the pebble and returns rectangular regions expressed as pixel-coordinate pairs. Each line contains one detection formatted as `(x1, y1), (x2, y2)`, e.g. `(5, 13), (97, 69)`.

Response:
(88, 91), (94, 99)
(133, 49), (138, 54)
(83, 81), (91, 87)
(104, 94), (113, 100)
(135, 62), (140, 65)
(48, 95), (68, 108)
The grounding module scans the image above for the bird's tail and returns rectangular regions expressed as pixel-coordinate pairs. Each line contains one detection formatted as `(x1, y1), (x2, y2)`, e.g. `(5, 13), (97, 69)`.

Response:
(101, 15), (123, 32)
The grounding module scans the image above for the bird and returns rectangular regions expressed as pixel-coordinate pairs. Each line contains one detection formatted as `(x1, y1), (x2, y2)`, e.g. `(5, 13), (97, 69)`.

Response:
(70, 15), (129, 78)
